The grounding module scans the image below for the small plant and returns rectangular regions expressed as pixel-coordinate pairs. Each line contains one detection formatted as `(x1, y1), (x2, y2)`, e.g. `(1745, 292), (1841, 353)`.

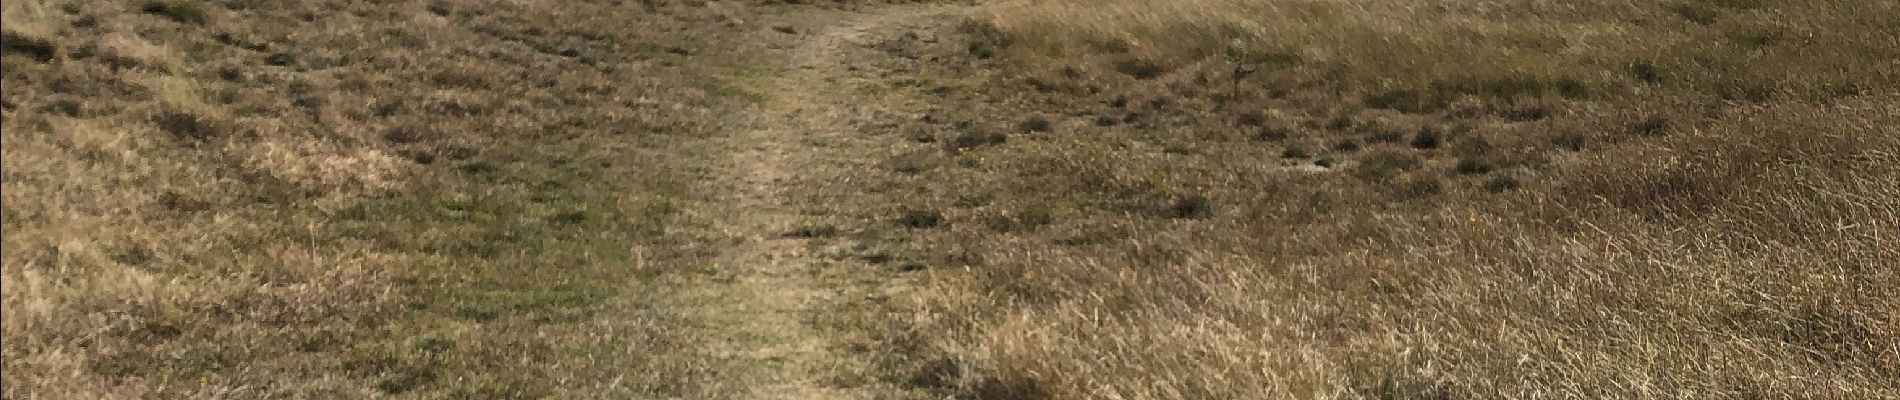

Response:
(0, 30), (57, 61)
(1058, 65), (1083, 79)
(1167, 194), (1213, 219)
(406, 151), (438, 165)
(1281, 145), (1310, 159)
(384, 125), (437, 144)
(1326, 115), (1356, 131)
(953, 194), (992, 208)
(959, 19), (1009, 59)
(1364, 89), (1431, 112)
(1, 0), (61, 62)
(457, 161), (499, 175)
(1483, 174), (1522, 192)
(41, 96), (81, 116)
(1355, 150), (1421, 181)
(967, 41), (996, 58)
(412, 337), (456, 353)
(158, 191), (211, 212)
(881, 149), (934, 173)
(1454, 158), (1493, 175)
(1552, 132), (1588, 151)
(1630, 61), (1664, 84)
(1361, 122), (1406, 144)
(948, 131), (1007, 151)
(1629, 115), (1671, 136)
(142, 0), (208, 25)
(1725, 25), (1781, 48)
(1666, 3), (1719, 24)
(265, 52), (295, 66)
(1410, 128), (1443, 149)
(1018, 115), (1052, 133)
(1122, 112), (1144, 125)
(1255, 125), (1291, 141)
(1113, 58), (1166, 80)
(984, 207), (1057, 233)
(153, 109), (225, 140)
(890, 155), (932, 174)
(785, 224), (839, 238)
(896, 209), (944, 228)
(1392, 175), (1443, 199)
(1333, 139), (1361, 152)
(1015, 207), (1056, 228)
(548, 210), (587, 225)
(1498, 103), (1550, 122)
(1235, 112), (1266, 127)
(375, 368), (436, 394)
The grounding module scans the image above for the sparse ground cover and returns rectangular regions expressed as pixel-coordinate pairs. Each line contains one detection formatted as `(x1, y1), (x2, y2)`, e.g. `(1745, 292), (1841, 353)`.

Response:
(873, 0), (1900, 398)
(2, 0), (768, 397)
(5, 0), (1896, 399)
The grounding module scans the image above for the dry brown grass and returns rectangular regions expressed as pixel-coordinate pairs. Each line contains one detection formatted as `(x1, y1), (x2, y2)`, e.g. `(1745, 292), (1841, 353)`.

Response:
(1, 0), (778, 397)
(981, 0), (1895, 110)
(879, 0), (1900, 398)
(7, 0), (1895, 397)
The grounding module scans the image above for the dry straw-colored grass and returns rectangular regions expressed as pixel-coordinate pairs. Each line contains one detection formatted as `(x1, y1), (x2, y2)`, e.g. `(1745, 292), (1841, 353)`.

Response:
(1, 0), (756, 397)
(901, 0), (1900, 398)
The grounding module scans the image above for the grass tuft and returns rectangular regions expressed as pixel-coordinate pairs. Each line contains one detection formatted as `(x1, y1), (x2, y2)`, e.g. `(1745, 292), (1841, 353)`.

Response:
(141, 0), (207, 25)
(896, 209), (945, 229)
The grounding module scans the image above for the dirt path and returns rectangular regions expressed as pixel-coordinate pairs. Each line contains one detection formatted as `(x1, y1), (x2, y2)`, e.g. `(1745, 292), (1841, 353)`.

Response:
(659, 4), (963, 399)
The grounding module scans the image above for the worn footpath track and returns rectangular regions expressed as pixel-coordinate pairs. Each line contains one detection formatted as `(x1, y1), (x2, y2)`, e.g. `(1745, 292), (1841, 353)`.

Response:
(656, 4), (964, 399)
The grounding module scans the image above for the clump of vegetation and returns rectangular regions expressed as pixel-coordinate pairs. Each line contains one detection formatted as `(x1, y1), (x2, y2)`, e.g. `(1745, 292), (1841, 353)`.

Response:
(1389, 174), (1443, 199)
(1018, 115), (1053, 132)
(1453, 158), (1494, 175)
(1482, 174), (1521, 192)
(0, 31), (58, 61)
(1408, 127), (1442, 149)
(947, 130), (1007, 151)
(1, 0), (60, 61)
(889, 151), (937, 174)
(1113, 58), (1166, 80)
(1279, 144), (1309, 159)
(1629, 115), (1673, 136)
(1165, 194), (1213, 219)
(1254, 124), (1291, 141)
(1331, 139), (1359, 152)
(151, 108), (223, 139)
(1354, 150), (1421, 181)
(896, 209), (944, 228)
(785, 224), (840, 238)
(140, 0), (207, 25)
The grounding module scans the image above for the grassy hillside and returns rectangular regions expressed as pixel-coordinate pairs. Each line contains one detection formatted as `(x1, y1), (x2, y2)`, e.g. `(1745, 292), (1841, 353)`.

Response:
(4, 0), (1894, 398)
(885, 0), (1899, 398)
(1, 0), (751, 397)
